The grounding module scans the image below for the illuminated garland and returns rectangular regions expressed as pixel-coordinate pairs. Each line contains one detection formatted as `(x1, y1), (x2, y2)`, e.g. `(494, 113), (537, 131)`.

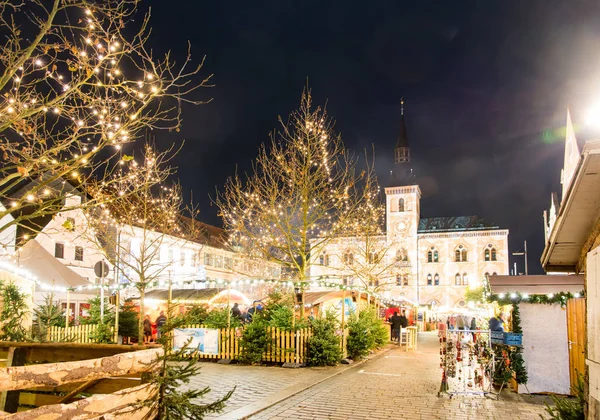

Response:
(487, 291), (584, 307)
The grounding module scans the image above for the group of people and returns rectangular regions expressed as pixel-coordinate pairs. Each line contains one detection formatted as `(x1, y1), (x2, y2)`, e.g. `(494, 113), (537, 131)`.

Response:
(231, 301), (264, 323)
(143, 311), (167, 344)
(388, 310), (409, 343)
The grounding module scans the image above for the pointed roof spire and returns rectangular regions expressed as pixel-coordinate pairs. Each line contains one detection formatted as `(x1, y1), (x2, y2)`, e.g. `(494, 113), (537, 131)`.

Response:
(396, 98), (409, 148)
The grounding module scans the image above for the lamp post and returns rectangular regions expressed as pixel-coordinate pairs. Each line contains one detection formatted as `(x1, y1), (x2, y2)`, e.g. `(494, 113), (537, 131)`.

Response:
(512, 240), (528, 275)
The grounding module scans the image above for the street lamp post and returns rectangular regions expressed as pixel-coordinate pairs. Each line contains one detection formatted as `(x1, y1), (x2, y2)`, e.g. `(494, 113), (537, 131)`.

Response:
(512, 240), (528, 275)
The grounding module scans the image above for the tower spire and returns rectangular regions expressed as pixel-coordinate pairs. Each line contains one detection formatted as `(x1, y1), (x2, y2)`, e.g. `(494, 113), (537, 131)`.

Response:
(401, 97), (404, 116)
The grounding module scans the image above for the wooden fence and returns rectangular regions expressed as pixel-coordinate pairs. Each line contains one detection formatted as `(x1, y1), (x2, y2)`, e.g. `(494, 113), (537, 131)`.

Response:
(48, 324), (114, 344)
(48, 324), (313, 363)
(184, 324), (313, 364)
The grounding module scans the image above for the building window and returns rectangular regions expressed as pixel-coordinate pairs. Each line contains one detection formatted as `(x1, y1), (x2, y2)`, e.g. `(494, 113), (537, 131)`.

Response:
(462, 273), (468, 286)
(192, 252), (197, 267)
(492, 271), (497, 276)
(427, 274), (432, 286)
(398, 198), (405, 212)
(375, 279), (380, 287)
(484, 249), (490, 261)
(403, 276), (408, 286)
(224, 257), (233, 269)
(168, 248), (174, 262)
(74, 246), (83, 261)
(455, 273), (461, 285)
(55, 243), (64, 259)
(204, 253), (213, 266)
(396, 248), (408, 262)
(427, 248), (439, 263)
(491, 248), (497, 261)
(214, 255), (223, 268)
(396, 275), (402, 286)
(343, 252), (354, 266)
(180, 252), (186, 266)
(319, 253), (329, 266)
(434, 273), (440, 286)
(368, 252), (377, 264)
(455, 245), (468, 262)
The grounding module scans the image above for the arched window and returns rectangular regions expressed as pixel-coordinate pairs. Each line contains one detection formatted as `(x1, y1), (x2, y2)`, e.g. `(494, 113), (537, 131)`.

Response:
(403, 275), (408, 286)
(368, 252), (377, 264)
(492, 272), (497, 276)
(461, 249), (468, 262)
(396, 275), (402, 286)
(455, 273), (461, 285)
(427, 274), (432, 286)
(434, 274), (440, 286)
(319, 253), (329, 266)
(462, 273), (468, 286)
(491, 248), (497, 261)
(427, 247), (439, 263)
(455, 249), (461, 262)
(396, 248), (408, 262)
(343, 252), (354, 266)
(484, 249), (490, 261)
(398, 198), (405, 212)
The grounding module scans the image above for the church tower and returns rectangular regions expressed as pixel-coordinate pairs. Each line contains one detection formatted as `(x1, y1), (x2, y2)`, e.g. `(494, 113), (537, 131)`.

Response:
(385, 101), (421, 300)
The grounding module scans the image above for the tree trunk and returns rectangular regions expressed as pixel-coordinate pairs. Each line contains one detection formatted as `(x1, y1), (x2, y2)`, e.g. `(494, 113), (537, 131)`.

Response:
(138, 287), (145, 345)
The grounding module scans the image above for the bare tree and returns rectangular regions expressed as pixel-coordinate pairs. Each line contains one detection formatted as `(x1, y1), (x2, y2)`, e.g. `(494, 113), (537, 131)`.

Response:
(327, 162), (398, 297)
(0, 0), (210, 248)
(88, 144), (202, 341)
(217, 89), (363, 317)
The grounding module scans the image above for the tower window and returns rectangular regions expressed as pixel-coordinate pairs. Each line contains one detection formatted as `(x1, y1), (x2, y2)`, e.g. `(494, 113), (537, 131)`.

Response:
(491, 248), (497, 261)
(462, 273), (468, 286)
(427, 274), (432, 286)
(396, 275), (402, 286)
(455, 273), (461, 286)
(398, 198), (405, 212)
(403, 275), (408, 286)
(434, 273), (440, 286)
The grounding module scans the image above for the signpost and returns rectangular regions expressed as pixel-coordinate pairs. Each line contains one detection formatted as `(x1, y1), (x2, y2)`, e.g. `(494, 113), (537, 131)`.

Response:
(94, 260), (110, 321)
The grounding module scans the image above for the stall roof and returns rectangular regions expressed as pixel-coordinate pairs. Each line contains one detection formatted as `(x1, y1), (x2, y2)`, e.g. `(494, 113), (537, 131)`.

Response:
(142, 288), (251, 305)
(541, 139), (600, 272)
(17, 240), (89, 288)
(303, 291), (347, 306)
(489, 274), (584, 294)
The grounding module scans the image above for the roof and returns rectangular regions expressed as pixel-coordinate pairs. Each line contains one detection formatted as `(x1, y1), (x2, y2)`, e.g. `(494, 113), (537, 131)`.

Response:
(489, 274), (584, 294)
(541, 139), (600, 271)
(16, 240), (90, 288)
(396, 114), (409, 149)
(418, 216), (499, 233)
(303, 291), (347, 306)
(141, 288), (251, 305)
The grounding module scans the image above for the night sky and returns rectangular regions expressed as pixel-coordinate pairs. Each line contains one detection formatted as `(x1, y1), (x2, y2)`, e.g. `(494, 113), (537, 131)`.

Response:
(138, 0), (600, 274)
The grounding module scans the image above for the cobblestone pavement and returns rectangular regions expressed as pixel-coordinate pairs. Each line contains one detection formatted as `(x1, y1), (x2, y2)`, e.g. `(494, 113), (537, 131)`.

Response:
(186, 359), (352, 419)
(249, 333), (552, 420)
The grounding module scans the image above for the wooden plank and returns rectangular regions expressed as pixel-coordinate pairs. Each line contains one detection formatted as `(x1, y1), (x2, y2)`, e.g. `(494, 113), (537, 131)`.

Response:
(58, 379), (101, 404)
(566, 298), (586, 394)
(18, 392), (64, 407)
(0, 347), (26, 413)
(0, 348), (162, 392)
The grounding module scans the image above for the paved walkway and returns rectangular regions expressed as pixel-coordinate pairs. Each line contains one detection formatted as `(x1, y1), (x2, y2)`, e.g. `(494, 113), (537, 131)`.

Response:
(189, 332), (552, 419)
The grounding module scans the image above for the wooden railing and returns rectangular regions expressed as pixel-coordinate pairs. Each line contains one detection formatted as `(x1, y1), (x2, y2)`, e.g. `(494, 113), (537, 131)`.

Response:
(48, 324), (114, 344)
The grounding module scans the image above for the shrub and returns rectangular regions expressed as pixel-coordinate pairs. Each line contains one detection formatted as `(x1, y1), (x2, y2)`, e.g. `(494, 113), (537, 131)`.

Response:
(0, 280), (30, 342)
(185, 305), (209, 324)
(544, 373), (584, 420)
(268, 305), (308, 331)
(203, 308), (242, 329)
(306, 311), (342, 366)
(347, 307), (387, 360)
(239, 317), (270, 364)
(118, 303), (139, 342)
(33, 293), (65, 342)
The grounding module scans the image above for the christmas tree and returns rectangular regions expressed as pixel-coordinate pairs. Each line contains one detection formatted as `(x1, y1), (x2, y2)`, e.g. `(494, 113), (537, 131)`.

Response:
(510, 303), (528, 384)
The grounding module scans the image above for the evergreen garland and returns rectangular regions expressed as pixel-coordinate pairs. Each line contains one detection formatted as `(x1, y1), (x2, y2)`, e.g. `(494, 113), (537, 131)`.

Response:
(510, 303), (527, 385)
(488, 291), (584, 307)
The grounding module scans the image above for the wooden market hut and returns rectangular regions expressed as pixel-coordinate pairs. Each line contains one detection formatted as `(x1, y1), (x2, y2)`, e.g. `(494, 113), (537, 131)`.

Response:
(489, 274), (584, 395)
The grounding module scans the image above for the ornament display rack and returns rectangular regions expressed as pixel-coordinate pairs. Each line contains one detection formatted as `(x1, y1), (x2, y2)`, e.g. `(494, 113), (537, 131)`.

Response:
(438, 329), (496, 399)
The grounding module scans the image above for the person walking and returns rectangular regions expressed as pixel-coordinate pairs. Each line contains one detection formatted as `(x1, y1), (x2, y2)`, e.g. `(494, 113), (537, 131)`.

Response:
(390, 311), (402, 343)
(155, 311), (167, 340)
(143, 315), (152, 344)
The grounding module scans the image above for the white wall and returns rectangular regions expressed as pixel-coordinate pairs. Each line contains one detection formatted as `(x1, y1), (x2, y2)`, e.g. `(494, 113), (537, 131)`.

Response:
(587, 247), (600, 411)
(519, 302), (570, 394)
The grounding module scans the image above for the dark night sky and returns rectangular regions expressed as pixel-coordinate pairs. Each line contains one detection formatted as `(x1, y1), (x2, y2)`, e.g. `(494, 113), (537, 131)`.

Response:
(137, 0), (600, 274)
